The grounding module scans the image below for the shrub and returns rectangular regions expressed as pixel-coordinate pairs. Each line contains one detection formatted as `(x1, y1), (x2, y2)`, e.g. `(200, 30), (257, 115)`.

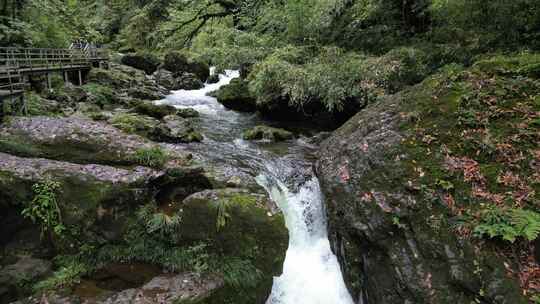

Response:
(82, 83), (116, 108)
(249, 46), (374, 112)
(21, 180), (66, 239)
(133, 147), (169, 168)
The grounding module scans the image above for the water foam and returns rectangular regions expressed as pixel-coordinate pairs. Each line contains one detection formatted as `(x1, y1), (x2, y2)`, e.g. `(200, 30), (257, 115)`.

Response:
(256, 174), (355, 304)
(155, 70), (239, 116)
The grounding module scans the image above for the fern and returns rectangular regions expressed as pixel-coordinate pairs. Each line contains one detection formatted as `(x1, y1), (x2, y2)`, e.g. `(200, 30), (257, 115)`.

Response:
(511, 209), (540, 241)
(474, 207), (540, 243)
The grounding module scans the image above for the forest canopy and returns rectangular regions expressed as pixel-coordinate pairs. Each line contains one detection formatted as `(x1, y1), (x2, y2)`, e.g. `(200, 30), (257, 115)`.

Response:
(1, 0), (539, 113)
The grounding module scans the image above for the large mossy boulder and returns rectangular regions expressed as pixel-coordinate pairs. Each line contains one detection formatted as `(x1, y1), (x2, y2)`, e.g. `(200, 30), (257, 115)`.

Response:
(120, 53), (161, 75)
(0, 152), (160, 242)
(177, 188), (288, 303)
(211, 78), (256, 112)
(150, 115), (203, 144)
(316, 58), (535, 303)
(163, 51), (210, 82)
(0, 116), (157, 166)
(133, 101), (177, 119)
(243, 125), (293, 142)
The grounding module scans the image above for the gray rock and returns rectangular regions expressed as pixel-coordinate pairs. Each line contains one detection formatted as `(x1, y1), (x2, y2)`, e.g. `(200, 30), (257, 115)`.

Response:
(150, 115), (203, 144)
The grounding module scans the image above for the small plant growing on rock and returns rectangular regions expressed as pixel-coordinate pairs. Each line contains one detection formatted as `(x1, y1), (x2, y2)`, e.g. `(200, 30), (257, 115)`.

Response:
(22, 179), (65, 239)
(133, 147), (169, 168)
(137, 204), (182, 237)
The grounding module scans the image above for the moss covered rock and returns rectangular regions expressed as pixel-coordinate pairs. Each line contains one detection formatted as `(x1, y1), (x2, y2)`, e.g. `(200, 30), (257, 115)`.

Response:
(316, 55), (536, 303)
(0, 152), (160, 242)
(211, 78), (256, 112)
(178, 188), (287, 303)
(243, 125), (293, 142)
(150, 115), (203, 144)
(0, 116), (157, 166)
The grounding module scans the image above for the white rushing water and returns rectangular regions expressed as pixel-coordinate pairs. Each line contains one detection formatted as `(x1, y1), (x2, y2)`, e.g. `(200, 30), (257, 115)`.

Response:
(257, 173), (355, 304)
(156, 69), (240, 116)
(158, 69), (355, 304)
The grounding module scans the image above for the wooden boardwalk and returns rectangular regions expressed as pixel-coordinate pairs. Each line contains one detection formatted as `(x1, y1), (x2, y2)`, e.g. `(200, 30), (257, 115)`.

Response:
(0, 47), (109, 118)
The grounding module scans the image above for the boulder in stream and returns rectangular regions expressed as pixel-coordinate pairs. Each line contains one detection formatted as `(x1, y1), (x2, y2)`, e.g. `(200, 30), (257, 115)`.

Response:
(211, 78), (257, 112)
(243, 125), (293, 142)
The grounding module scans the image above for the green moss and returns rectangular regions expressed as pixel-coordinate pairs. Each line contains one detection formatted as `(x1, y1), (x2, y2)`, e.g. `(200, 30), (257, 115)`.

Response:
(212, 78), (256, 112)
(243, 125), (293, 142)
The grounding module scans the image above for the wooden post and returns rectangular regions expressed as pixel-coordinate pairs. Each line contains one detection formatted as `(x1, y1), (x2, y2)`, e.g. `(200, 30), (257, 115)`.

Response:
(78, 70), (83, 85)
(64, 71), (68, 84)
(46, 72), (51, 90)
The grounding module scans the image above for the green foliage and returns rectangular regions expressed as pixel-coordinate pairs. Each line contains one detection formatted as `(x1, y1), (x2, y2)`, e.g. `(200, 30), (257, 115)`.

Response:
(249, 45), (377, 111)
(21, 180), (66, 238)
(33, 259), (89, 292)
(137, 204), (182, 236)
(82, 83), (115, 107)
(133, 147), (168, 168)
(220, 257), (262, 288)
(474, 207), (540, 243)
(110, 113), (156, 134)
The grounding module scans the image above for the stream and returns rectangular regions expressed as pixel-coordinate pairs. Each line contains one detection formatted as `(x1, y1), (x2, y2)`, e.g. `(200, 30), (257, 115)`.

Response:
(156, 70), (354, 304)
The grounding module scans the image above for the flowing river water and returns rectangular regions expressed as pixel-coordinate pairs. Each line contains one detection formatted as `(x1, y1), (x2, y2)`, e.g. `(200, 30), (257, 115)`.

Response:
(156, 70), (354, 304)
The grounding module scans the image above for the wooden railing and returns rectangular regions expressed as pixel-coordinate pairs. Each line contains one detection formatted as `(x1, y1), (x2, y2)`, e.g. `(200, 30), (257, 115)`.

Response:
(0, 47), (108, 73)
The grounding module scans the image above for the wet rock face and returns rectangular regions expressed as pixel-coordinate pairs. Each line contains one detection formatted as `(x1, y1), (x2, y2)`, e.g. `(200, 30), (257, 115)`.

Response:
(0, 116), (156, 166)
(316, 96), (527, 303)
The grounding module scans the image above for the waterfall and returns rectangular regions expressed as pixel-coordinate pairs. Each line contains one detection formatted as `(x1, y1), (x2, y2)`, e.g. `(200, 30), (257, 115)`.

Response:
(257, 172), (354, 304)
(158, 69), (355, 303)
